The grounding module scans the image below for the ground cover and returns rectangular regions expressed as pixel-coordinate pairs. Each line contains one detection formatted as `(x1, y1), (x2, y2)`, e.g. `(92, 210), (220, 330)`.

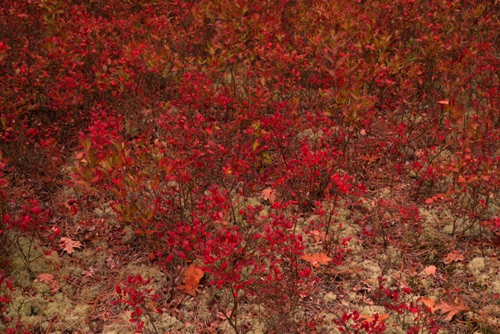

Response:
(0, 0), (498, 333)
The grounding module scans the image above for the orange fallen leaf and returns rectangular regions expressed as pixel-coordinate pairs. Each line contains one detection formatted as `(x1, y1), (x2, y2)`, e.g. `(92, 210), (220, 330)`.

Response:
(436, 299), (470, 321)
(437, 100), (449, 105)
(423, 265), (437, 276)
(310, 230), (329, 243)
(261, 187), (276, 204)
(443, 250), (465, 264)
(359, 313), (390, 323)
(177, 264), (204, 296)
(420, 297), (438, 313)
(301, 253), (332, 268)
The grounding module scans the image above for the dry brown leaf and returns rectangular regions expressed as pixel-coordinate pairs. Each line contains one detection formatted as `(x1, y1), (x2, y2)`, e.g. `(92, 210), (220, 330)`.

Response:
(177, 264), (204, 296)
(423, 265), (437, 276)
(443, 250), (465, 264)
(301, 253), (332, 268)
(60, 237), (82, 254)
(34, 273), (60, 295)
(35, 273), (53, 283)
(436, 299), (470, 321)
(261, 187), (276, 204)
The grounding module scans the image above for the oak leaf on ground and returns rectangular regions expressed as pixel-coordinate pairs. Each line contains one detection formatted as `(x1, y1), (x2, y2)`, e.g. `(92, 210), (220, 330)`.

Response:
(301, 253), (332, 268)
(436, 299), (470, 321)
(60, 237), (83, 254)
(177, 264), (204, 296)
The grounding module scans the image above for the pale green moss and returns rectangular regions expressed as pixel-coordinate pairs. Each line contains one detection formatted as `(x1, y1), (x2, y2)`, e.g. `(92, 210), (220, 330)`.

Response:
(32, 281), (52, 295)
(94, 201), (117, 219)
(419, 277), (434, 290)
(418, 207), (453, 255)
(317, 313), (343, 334)
(80, 285), (102, 301)
(152, 313), (187, 332)
(485, 193), (499, 219)
(122, 225), (136, 243)
(242, 196), (262, 209)
(74, 241), (109, 271)
(44, 300), (90, 332)
(180, 290), (215, 324)
(468, 257), (489, 286)
(44, 251), (62, 268)
(378, 246), (402, 268)
(59, 264), (83, 278)
(10, 294), (48, 318)
(359, 260), (382, 287)
(245, 321), (267, 334)
(491, 277), (500, 294)
(237, 304), (267, 334)
(8, 238), (53, 289)
(122, 263), (167, 288)
(7, 292), (90, 332)
(359, 305), (386, 316)
(101, 311), (136, 333)
(323, 292), (337, 304)
(468, 257), (486, 272)
(218, 320), (235, 334)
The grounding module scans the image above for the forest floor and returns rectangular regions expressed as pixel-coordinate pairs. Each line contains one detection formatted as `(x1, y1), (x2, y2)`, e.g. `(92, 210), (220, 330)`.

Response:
(4, 154), (499, 334)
